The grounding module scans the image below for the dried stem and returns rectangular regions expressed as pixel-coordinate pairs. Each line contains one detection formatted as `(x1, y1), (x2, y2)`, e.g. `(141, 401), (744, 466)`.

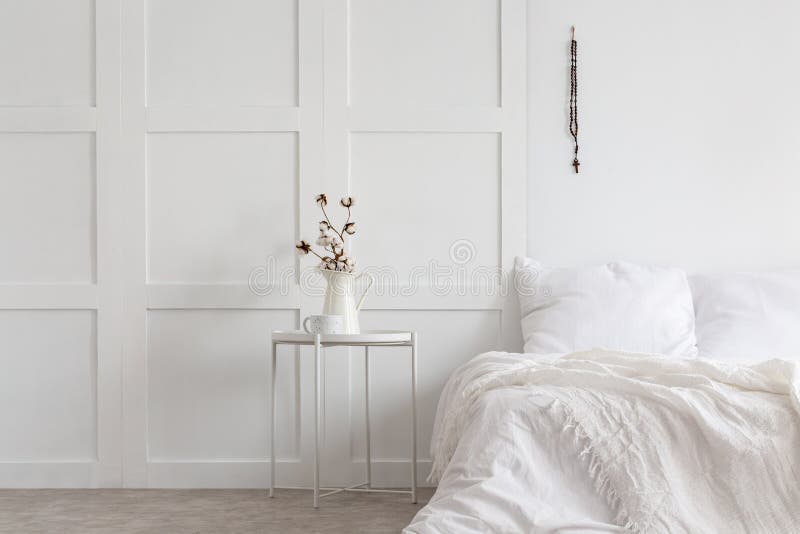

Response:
(320, 205), (346, 241)
(343, 207), (351, 229)
(308, 249), (327, 262)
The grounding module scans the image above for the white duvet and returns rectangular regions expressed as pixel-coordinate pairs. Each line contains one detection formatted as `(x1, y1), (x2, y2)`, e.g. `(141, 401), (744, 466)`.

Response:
(405, 351), (800, 534)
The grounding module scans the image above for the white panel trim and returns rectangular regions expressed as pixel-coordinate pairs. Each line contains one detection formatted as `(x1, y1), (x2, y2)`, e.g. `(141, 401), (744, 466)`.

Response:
(120, 0), (149, 488)
(320, 0), (526, 489)
(0, 0), (124, 489)
(0, 0), (525, 489)
(131, 0), (524, 489)
(94, 0), (125, 487)
(321, 0), (354, 487)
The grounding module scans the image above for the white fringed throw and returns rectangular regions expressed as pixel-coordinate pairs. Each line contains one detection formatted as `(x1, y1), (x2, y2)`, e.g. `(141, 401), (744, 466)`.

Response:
(429, 351), (800, 533)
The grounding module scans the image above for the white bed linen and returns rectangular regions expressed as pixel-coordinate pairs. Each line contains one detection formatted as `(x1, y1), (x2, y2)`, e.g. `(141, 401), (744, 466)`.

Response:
(691, 270), (800, 362)
(408, 386), (622, 533)
(406, 351), (800, 534)
(515, 258), (697, 357)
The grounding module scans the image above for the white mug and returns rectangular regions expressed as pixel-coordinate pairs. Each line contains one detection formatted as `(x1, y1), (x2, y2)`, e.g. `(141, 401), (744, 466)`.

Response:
(303, 314), (345, 335)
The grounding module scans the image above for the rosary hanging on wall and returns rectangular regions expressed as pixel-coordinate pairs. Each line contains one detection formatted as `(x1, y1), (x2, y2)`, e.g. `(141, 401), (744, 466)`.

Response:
(569, 26), (580, 173)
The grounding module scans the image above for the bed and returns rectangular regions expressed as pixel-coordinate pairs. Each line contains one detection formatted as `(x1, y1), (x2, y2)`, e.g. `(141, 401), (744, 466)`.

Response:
(405, 261), (800, 534)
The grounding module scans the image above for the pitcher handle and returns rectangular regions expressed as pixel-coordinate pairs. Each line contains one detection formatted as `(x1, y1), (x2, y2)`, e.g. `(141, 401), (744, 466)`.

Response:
(356, 273), (375, 311)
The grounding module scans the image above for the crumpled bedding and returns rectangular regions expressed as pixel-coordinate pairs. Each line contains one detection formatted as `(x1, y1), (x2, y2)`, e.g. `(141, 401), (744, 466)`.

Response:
(406, 350), (800, 534)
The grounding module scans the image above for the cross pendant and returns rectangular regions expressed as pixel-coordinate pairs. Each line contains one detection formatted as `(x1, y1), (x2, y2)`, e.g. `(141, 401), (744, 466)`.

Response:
(572, 158), (580, 174)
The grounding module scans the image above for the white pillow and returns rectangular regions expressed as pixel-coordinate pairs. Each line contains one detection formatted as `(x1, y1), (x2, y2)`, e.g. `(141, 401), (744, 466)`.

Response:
(690, 271), (800, 363)
(515, 257), (698, 357)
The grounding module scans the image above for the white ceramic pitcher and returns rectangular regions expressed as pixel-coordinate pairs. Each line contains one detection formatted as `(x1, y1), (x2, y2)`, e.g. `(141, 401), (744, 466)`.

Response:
(320, 270), (374, 334)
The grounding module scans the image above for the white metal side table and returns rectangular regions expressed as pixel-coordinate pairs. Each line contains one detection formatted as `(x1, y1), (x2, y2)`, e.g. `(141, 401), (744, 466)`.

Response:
(269, 330), (418, 508)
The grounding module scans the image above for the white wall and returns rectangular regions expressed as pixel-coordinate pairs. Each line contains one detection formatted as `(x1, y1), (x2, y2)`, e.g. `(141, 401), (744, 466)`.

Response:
(528, 0), (800, 272)
(0, 0), (525, 488)
(15, 0), (798, 492)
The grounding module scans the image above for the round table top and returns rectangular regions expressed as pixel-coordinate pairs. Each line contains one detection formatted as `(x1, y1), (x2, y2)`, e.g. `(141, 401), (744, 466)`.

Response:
(271, 329), (412, 345)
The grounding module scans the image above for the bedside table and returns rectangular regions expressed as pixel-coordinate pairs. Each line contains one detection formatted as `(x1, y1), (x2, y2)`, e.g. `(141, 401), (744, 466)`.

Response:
(269, 330), (418, 508)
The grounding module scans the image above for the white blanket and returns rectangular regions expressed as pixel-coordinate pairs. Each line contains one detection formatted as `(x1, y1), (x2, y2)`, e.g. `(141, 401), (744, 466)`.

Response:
(407, 351), (800, 533)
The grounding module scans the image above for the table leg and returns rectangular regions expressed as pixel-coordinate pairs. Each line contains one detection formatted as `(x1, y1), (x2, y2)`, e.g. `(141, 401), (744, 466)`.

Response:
(411, 332), (418, 504)
(314, 334), (321, 509)
(365, 346), (371, 489)
(270, 342), (276, 498)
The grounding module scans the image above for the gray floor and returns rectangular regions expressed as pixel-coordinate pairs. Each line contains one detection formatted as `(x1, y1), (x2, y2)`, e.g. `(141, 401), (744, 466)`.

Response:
(0, 488), (435, 534)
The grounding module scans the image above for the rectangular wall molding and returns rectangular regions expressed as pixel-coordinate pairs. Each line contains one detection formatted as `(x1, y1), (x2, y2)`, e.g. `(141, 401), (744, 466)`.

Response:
(0, 0), (525, 489)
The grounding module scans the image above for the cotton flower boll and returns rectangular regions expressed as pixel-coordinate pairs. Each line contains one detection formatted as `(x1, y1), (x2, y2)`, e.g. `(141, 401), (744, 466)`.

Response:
(293, 192), (362, 271)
